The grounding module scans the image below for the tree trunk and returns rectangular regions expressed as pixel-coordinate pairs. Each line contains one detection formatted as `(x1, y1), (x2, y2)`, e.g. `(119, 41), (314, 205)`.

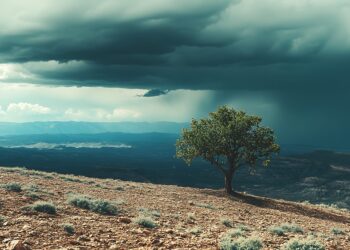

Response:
(224, 172), (234, 195)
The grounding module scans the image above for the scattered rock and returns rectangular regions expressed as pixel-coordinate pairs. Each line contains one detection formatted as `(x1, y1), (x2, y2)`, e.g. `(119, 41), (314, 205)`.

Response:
(7, 240), (31, 250)
(77, 236), (90, 242)
(119, 217), (132, 224)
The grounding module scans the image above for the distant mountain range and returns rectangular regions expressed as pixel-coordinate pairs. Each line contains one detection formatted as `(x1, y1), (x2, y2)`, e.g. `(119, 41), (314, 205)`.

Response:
(0, 121), (188, 136)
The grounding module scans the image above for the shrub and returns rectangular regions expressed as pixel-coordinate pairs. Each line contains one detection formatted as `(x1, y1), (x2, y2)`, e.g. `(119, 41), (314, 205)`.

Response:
(91, 200), (118, 215)
(331, 227), (345, 235)
(139, 208), (160, 218)
(226, 228), (246, 238)
(62, 223), (75, 235)
(67, 194), (118, 215)
(25, 192), (41, 200)
(115, 186), (124, 191)
(187, 212), (196, 220)
(221, 218), (233, 228)
(2, 183), (22, 192)
(60, 176), (84, 183)
(68, 195), (92, 210)
(32, 201), (57, 214)
(189, 226), (202, 235)
(268, 226), (285, 236)
(24, 184), (40, 192)
(219, 236), (263, 250)
(134, 216), (156, 228)
(281, 223), (304, 233)
(236, 224), (250, 232)
(195, 203), (215, 209)
(0, 215), (6, 226)
(282, 238), (325, 250)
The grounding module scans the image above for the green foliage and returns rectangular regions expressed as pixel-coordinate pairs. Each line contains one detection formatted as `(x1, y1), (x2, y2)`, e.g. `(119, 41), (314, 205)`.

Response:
(31, 201), (57, 214)
(67, 194), (118, 215)
(25, 192), (41, 200)
(2, 182), (22, 192)
(226, 228), (246, 238)
(189, 226), (202, 235)
(331, 227), (345, 235)
(187, 212), (196, 220)
(138, 208), (160, 217)
(92, 200), (118, 215)
(176, 106), (279, 192)
(236, 224), (250, 232)
(115, 186), (125, 191)
(0, 215), (6, 226)
(282, 238), (325, 250)
(68, 195), (92, 209)
(268, 226), (285, 236)
(62, 223), (75, 235)
(280, 223), (304, 234)
(24, 184), (40, 192)
(195, 202), (215, 209)
(221, 218), (233, 228)
(134, 216), (156, 228)
(219, 236), (263, 250)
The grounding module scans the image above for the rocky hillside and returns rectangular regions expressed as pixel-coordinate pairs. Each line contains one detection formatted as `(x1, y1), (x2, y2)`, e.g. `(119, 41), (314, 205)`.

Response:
(0, 167), (349, 250)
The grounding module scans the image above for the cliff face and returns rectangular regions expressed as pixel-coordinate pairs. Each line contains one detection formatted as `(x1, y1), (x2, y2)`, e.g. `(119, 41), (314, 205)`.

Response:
(0, 167), (349, 250)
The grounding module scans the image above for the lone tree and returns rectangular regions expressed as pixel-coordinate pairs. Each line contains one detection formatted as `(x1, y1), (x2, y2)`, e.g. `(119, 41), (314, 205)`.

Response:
(176, 106), (280, 194)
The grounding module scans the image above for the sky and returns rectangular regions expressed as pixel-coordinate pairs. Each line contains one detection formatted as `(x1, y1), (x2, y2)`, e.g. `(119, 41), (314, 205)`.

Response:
(0, 0), (350, 148)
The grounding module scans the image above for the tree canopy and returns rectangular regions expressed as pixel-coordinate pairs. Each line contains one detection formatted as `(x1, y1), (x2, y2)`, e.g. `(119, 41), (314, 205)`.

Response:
(176, 106), (280, 194)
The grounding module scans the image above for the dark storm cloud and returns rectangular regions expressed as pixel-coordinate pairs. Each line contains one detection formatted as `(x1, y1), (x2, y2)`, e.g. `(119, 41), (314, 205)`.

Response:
(1, 0), (350, 148)
(1, 0), (349, 91)
(141, 89), (170, 97)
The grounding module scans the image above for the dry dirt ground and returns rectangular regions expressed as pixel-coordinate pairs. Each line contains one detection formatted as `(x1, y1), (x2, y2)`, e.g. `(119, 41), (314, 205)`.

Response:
(0, 167), (349, 250)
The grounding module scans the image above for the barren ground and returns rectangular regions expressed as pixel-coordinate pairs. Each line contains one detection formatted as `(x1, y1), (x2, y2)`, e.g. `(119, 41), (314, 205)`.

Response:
(0, 167), (349, 249)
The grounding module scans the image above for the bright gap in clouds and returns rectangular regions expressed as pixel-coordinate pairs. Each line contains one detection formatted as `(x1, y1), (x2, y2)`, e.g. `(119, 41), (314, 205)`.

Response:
(0, 83), (214, 122)
(0, 83), (279, 124)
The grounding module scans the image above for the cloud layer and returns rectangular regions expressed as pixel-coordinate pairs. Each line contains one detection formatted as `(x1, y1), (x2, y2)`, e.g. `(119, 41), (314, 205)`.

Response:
(0, 0), (349, 90)
(0, 1), (350, 148)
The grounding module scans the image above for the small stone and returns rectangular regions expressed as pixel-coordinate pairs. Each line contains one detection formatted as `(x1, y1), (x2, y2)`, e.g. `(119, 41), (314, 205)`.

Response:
(7, 240), (32, 250)
(109, 244), (118, 250)
(78, 236), (90, 242)
(119, 217), (132, 224)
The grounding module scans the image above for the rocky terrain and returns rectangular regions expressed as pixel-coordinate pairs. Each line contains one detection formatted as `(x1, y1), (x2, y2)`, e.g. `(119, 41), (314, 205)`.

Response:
(0, 166), (349, 250)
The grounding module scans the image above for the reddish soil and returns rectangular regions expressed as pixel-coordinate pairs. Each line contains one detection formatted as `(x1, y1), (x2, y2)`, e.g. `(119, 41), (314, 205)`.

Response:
(0, 167), (349, 249)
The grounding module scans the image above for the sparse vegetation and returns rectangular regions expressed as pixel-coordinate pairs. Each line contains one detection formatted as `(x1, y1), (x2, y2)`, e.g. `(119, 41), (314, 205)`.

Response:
(195, 203), (215, 209)
(236, 224), (250, 232)
(134, 215), (156, 228)
(92, 200), (118, 215)
(187, 212), (196, 221)
(25, 192), (41, 200)
(67, 194), (118, 215)
(280, 223), (304, 234)
(62, 223), (75, 235)
(31, 201), (57, 214)
(2, 182), (22, 192)
(226, 228), (246, 238)
(68, 195), (92, 209)
(331, 227), (345, 235)
(189, 226), (202, 235)
(24, 184), (38, 192)
(221, 218), (233, 228)
(282, 238), (325, 250)
(0, 215), (6, 226)
(139, 208), (160, 217)
(219, 236), (263, 250)
(268, 226), (285, 236)
(60, 176), (85, 183)
(115, 186), (124, 191)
